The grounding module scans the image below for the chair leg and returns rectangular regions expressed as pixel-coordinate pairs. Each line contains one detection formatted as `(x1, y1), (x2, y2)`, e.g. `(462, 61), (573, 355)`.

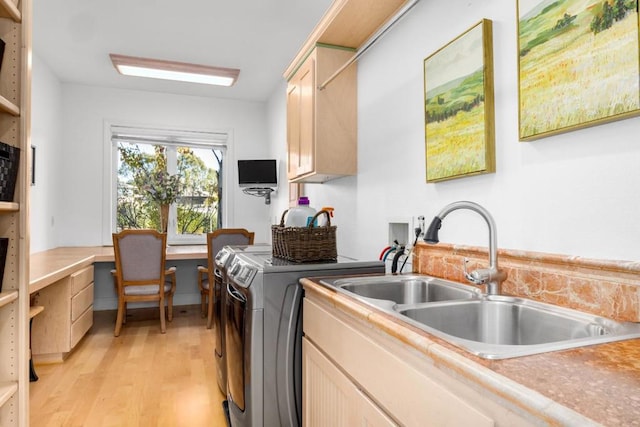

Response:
(114, 299), (125, 337)
(159, 298), (166, 334)
(206, 296), (214, 329)
(201, 294), (207, 318)
(123, 302), (127, 324)
(167, 294), (174, 322)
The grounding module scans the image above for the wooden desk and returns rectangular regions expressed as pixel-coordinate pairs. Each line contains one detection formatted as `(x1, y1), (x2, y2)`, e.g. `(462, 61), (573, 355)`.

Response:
(30, 246), (208, 293)
(29, 245), (207, 362)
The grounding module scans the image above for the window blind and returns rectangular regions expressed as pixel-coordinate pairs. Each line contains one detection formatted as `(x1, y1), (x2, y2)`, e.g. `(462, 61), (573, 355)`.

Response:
(110, 125), (228, 149)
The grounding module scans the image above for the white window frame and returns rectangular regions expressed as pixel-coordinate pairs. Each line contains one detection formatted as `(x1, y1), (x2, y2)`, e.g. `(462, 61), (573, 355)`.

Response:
(102, 121), (235, 245)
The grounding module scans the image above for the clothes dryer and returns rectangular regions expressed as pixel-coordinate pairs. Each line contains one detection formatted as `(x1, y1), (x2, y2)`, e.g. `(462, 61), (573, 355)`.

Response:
(213, 244), (271, 395)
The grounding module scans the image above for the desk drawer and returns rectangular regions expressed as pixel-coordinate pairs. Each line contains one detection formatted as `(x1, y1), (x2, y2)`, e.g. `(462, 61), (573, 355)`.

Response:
(71, 282), (94, 322)
(70, 265), (94, 295)
(71, 305), (93, 348)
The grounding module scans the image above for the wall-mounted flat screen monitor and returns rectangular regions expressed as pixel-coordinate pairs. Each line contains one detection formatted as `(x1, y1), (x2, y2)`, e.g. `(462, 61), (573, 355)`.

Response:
(238, 159), (277, 188)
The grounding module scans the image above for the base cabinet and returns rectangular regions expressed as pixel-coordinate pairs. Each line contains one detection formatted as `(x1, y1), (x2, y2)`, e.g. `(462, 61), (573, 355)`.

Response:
(303, 337), (396, 427)
(303, 294), (536, 427)
(32, 265), (94, 362)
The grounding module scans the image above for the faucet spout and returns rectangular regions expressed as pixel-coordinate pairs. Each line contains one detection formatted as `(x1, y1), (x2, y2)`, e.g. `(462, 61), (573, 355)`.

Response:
(425, 201), (506, 295)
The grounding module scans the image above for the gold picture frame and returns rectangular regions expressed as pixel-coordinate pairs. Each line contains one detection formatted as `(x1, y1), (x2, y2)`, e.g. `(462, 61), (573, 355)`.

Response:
(518, 0), (640, 140)
(423, 19), (495, 183)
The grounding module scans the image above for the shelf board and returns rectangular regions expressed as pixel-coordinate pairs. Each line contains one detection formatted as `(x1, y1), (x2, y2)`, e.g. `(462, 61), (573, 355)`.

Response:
(0, 94), (19, 116)
(284, 0), (408, 78)
(0, 0), (20, 22)
(0, 381), (18, 409)
(0, 201), (19, 212)
(0, 290), (17, 309)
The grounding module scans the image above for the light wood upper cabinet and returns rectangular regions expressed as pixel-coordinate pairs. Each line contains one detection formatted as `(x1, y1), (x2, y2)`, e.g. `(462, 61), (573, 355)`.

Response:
(283, 0), (410, 184)
(286, 45), (356, 183)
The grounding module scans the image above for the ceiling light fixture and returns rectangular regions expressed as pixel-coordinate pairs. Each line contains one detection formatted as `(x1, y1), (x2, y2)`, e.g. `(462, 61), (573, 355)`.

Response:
(109, 54), (240, 87)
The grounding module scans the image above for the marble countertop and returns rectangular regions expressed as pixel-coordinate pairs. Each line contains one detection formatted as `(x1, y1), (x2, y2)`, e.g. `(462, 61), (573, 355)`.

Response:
(301, 277), (640, 426)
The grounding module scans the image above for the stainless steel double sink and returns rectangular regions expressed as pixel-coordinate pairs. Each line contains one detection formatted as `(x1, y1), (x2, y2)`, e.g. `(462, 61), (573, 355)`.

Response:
(319, 275), (640, 359)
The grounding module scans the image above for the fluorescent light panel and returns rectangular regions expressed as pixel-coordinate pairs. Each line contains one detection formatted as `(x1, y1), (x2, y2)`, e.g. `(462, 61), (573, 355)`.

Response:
(110, 54), (240, 87)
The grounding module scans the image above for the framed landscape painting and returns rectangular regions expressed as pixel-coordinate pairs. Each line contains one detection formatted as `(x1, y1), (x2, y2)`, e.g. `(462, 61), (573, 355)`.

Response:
(424, 19), (495, 183)
(518, 0), (640, 140)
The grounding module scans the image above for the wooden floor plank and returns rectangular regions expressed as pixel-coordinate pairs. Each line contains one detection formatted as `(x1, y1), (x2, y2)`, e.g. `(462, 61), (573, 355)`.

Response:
(30, 305), (227, 427)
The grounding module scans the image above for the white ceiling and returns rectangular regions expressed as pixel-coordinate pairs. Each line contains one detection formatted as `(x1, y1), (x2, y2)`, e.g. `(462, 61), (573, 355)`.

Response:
(33, 0), (333, 102)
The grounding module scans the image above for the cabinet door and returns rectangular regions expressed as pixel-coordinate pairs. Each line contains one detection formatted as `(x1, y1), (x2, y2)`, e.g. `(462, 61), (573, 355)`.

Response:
(297, 54), (315, 177)
(287, 78), (301, 180)
(303, 337), (397, 427)
(287, 53), (315, 180)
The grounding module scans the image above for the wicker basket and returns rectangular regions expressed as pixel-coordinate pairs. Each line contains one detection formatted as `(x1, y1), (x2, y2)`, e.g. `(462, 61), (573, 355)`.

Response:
(0, 142), (19, 202)
(271, 209), (337, 263)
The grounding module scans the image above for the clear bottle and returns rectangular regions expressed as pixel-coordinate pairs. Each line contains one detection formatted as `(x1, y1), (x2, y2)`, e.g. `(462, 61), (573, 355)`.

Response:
(285, 196), (317, 227)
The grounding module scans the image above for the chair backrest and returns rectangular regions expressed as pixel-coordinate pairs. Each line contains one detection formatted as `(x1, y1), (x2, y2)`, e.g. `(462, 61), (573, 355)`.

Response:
(206, 228), (255, 271)
(113, 229), (167, 288)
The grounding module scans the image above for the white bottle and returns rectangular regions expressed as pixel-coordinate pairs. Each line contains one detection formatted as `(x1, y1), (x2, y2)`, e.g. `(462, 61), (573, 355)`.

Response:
(285, 196), (316, 227)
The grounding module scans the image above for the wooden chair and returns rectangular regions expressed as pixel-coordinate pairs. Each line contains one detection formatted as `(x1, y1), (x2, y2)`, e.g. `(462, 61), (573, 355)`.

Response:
(197, 229), (254, 328)
(112, 229), (177, 336)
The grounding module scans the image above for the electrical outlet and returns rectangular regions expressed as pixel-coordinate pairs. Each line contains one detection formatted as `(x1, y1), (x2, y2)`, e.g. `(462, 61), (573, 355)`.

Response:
(411, 215), (426, 241)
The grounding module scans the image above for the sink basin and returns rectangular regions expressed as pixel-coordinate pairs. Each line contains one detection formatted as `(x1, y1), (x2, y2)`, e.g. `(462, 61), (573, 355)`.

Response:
(397, 296), (640, 358)
(323, 275), (480, 307)
(318, 275), (640, 359)
(400, 297), (607, 345)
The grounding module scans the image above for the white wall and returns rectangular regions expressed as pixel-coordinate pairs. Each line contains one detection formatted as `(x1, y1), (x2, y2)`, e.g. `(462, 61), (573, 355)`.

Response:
(30, 54), (63, 253)
(266, 79), (290, 221)
(267, 0), (640, 263)
(57, 84), (274, 246)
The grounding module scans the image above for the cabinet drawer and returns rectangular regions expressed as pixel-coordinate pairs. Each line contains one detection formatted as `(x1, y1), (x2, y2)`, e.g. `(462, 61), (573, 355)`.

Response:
(71, 305), (93, 348)
(71, 282), (94, 322)
(70, 265), (94, 295)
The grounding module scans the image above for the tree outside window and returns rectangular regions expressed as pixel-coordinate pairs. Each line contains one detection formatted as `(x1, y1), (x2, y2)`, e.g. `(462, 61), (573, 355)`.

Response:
(116, 141), (223, 239)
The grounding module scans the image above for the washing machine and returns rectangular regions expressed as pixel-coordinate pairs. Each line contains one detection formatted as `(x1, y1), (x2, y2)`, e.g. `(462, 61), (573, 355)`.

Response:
(225, 252), (384, 427)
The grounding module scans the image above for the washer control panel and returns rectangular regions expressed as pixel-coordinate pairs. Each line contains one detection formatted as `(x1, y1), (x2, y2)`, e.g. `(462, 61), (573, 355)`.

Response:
(214, 247), (232, 268)
(227, 257), (257, 288)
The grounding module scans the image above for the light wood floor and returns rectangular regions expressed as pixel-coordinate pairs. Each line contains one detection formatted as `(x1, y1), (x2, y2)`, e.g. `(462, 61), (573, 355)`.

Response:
(29, 305), (228, 427)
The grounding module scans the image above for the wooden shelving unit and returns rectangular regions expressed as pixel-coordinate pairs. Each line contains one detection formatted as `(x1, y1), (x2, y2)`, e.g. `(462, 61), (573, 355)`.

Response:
(0, 0), (31, 424)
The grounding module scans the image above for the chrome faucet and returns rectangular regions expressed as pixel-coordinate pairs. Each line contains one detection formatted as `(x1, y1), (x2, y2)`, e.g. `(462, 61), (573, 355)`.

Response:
(424, 201), (506, 295)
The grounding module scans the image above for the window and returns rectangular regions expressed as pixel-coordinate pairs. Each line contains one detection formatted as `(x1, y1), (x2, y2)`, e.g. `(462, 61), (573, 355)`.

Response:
(110, 125), (230, 244)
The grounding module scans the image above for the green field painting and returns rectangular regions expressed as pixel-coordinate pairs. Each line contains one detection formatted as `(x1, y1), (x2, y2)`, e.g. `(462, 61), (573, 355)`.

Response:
(424, 20), (495, 182)
(518, 0), (640, 140)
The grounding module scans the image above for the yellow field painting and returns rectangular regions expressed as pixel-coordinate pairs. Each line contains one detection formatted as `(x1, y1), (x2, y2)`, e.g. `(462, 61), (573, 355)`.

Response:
(426, 106), (486, 181)
(519, 0), (640, 139)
